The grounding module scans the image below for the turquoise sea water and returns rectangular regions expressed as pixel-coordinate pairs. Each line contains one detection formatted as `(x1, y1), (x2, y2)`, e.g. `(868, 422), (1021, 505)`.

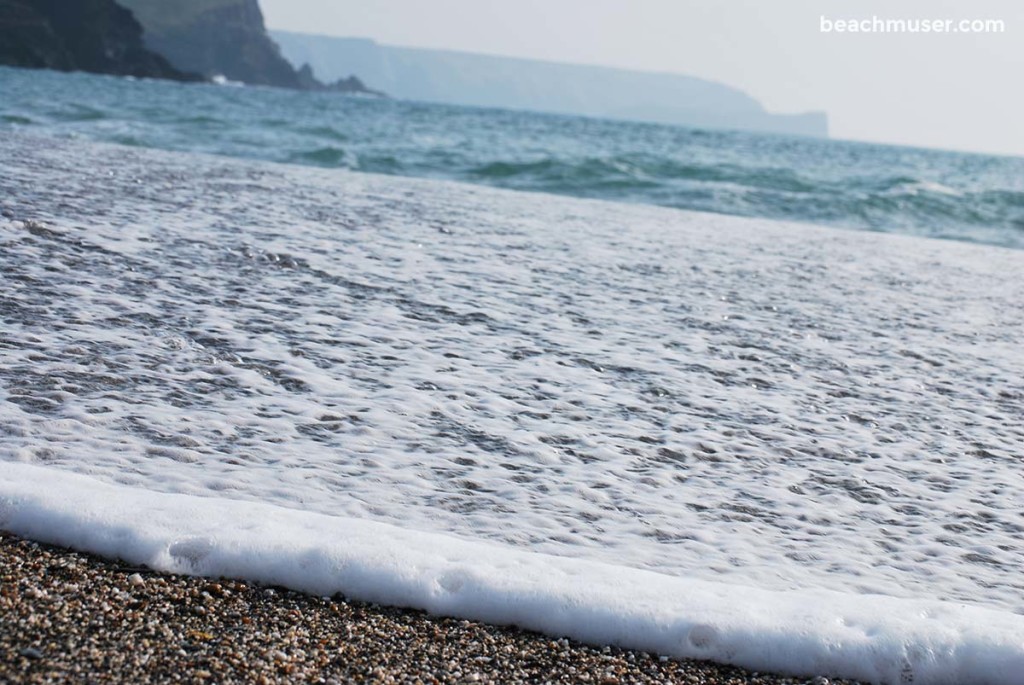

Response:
(2, 65), (1023, 249)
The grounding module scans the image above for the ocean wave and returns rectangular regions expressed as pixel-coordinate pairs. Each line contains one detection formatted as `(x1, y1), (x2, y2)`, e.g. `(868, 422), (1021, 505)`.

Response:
(2, 67), (1022, 248)
(296, 124), (350, 142)
(469, 156), (818, 194)
(4, 462), (1022, 685)
(288, 146), (356, 167)
(174, 114), (225, 126)
(55, 103), (109, 122)
(458, 156), (1024, 247)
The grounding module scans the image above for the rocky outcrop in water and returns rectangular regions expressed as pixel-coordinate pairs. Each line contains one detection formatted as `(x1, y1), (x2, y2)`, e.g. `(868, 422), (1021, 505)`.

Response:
(0, 0), (194, 80)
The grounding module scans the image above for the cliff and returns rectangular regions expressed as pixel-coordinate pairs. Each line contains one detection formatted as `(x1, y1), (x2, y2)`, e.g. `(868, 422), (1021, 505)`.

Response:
(0, 0), (194, 80)
(272, 31), (828, 138)
(117, 0), (302, 88)
(116, 0), (378, 94)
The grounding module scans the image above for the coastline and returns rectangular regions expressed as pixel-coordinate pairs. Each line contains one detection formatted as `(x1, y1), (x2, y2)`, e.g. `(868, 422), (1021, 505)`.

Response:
(2, 132), (1024, 684)
(0, 531), (859, 684)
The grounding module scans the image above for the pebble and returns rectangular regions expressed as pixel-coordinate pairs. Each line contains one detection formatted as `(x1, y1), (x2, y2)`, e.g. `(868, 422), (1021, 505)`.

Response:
(0, 531), (867, 685)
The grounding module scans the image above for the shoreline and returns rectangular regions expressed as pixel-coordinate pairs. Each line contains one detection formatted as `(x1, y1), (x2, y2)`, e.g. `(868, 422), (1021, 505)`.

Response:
(3, 133), (1023, 684)
(1, 531), (859, 684)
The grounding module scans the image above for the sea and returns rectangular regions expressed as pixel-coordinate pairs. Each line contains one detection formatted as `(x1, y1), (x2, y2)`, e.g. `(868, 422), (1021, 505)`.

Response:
(2, 67), (1024, 249)
(2, 66), (1024, 684)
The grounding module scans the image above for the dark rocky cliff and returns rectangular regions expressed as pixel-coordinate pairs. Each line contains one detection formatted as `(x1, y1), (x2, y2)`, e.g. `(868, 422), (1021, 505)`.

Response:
(117, 0), (302, 88)
(116, 0), (379, 94)
(0, 0), (193, 79)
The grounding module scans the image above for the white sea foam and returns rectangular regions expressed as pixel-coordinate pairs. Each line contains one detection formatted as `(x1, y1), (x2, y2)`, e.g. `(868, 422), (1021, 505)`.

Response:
(1, 134), (1024, 683)
(4, 463), (1024, 685)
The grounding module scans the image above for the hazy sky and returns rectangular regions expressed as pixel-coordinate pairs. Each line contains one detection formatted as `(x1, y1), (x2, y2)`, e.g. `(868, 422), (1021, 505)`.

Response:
(262, 0), (1023, 157)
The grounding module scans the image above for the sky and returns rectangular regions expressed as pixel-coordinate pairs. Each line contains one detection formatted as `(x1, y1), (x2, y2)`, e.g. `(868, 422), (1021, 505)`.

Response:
(262, 0), (1024, 157)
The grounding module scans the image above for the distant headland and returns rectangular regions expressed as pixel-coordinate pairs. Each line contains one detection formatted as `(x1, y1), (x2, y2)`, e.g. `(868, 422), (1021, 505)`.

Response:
(272, 31), (828, 138)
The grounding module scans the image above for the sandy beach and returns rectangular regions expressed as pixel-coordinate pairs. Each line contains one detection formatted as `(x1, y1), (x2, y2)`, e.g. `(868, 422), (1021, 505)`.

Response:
(0, 531), (863, 684)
